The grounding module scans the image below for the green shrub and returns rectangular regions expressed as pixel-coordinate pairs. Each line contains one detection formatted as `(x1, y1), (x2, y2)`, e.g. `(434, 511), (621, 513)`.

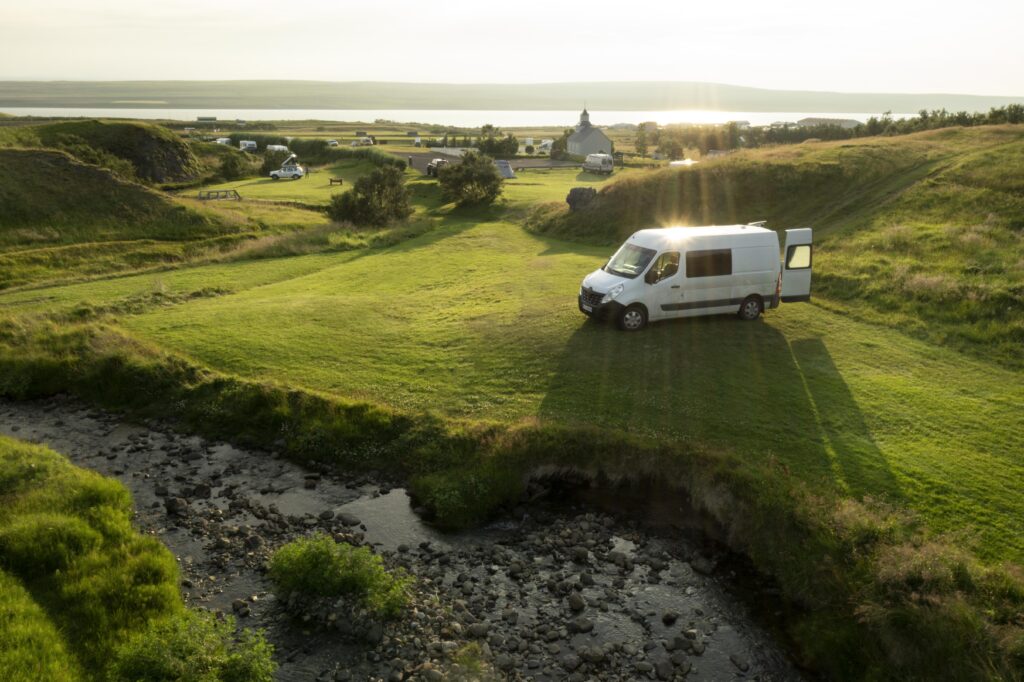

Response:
(108, 609), (275, 682)
(217, 151), (249, 181)
(0, 570), (80, 682)
(438, 152), (503, 206)
(0, 513), (102, 575)
(259, 150), (291, 176)
(269, 534), (411, 618)
(327, 165), (412, 227)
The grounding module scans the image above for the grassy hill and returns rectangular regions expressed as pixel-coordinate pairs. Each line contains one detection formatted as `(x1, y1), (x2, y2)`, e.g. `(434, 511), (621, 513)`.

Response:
(0, 119), (202, 183)
(0, 148), (242, 288)
(529, 126), (1024, 366)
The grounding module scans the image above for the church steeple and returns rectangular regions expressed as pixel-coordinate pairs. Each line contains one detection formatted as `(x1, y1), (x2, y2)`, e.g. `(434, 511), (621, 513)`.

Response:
(578, 107), (591, 129)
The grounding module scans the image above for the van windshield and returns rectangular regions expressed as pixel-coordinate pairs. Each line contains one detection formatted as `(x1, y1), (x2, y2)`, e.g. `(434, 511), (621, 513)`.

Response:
(603, 243), (657, 279)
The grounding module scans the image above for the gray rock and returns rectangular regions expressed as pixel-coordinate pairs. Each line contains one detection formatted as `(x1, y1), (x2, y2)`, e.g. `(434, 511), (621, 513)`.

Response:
(567, 592), (586, 612)
(365, 621), (384, 644)
(466, 622), (490, 639)
(561, 653), (582, 671)
(495, 653), (514, 671)
(655, 658), (673, 680)
(165, 497), (189, 515)
(730, 653), (750, 672)
(337, 512), (361, 527)
(570, 617), (593, 634)
(662, 610), (679, 626)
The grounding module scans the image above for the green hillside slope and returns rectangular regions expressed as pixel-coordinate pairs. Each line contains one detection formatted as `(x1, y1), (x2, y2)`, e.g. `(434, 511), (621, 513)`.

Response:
(530, 125), (1024, 365)
(0, 148), (217, 246)
(0, 119), (201, 183)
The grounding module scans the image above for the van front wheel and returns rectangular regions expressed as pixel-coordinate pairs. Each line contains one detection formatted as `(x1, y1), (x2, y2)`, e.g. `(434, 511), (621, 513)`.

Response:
(738, 296), (762, 321)
(618, 305), (647, 331)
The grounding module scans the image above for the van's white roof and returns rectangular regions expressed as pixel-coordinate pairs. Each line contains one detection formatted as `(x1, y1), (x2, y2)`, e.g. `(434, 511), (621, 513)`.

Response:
(629, 225), (775, 250)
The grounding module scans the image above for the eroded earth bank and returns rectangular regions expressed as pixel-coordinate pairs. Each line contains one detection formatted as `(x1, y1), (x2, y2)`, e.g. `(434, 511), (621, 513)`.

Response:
(0, 397), (803, 681)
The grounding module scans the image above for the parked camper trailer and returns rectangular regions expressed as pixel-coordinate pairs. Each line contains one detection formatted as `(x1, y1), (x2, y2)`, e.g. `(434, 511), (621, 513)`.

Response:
(239, 140), (257, 152)
(266, 144), (290, 153)
(215, 137), (232, 145)
(578, 224), (813, 330)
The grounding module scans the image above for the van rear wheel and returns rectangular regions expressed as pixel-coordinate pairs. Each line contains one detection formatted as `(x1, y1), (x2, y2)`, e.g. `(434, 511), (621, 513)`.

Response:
(618, 305), (647, 331)
(738, 296), (762, 321)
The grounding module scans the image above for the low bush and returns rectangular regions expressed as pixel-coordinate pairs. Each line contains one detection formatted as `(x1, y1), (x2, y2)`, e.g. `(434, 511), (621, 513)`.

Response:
(0, 570), (80, 682)
(269, 534), (411, 618)
(327, 165), (412, 227)
(259, 150), (292, 176)
(438, 152), (503, 206)
(108, 609), (276, 682)
(217, 151), (250, 181)
(0, 434), (273, 680)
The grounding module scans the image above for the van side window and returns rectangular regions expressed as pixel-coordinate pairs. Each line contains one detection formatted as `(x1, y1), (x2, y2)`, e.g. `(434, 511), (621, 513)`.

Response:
(786, 244), (812, 269)
(646, 251), (680, 283)
(685, 249), (732, 277)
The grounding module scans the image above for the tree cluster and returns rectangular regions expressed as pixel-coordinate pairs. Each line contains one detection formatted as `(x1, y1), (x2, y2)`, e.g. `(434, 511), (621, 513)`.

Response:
(327, 165), (412, 226)
(438, 152), (503, 206)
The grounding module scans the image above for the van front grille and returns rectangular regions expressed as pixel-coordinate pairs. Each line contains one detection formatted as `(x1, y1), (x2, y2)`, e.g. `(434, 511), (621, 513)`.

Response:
(580, 288), (604, 307)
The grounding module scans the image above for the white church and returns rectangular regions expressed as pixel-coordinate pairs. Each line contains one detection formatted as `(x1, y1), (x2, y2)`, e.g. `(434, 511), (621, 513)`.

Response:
(567, 108), (613, 156)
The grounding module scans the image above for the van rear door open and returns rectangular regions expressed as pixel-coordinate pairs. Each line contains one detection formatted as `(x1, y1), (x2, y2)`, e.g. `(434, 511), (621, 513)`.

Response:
(781, 228), (813, 302)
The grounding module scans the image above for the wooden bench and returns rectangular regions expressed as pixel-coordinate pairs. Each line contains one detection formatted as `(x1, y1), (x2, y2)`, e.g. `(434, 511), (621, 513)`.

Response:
(329, 177), (344, 186)
(197, 189), (241, 201)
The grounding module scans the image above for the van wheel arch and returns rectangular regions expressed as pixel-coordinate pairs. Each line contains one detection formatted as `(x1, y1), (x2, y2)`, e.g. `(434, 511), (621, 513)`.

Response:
(738, 295), (763, 321)
(618, 303), (648, 331)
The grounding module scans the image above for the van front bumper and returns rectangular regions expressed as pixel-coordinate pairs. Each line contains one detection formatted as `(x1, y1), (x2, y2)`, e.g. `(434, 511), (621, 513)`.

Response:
(578, 295), (623, 321)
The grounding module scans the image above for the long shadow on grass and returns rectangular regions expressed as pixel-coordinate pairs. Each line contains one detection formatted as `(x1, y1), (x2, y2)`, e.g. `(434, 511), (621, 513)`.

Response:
(788, 337), (900, 499)
(539, 314), (900, 500)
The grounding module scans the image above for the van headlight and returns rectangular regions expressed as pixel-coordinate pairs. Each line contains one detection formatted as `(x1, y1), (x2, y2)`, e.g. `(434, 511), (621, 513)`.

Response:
(602, 283), (624, 303)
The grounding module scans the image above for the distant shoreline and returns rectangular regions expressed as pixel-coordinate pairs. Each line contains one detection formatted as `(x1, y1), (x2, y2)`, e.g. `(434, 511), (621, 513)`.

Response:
(0, 107), (915, 128)
(1, 80), (1020, 113)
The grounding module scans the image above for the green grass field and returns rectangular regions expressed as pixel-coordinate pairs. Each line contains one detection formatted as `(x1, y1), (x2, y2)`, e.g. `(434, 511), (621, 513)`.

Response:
(198, 158), (375, 205)
(3, 161), (1018, 561)
(2, 122), (1023, 679)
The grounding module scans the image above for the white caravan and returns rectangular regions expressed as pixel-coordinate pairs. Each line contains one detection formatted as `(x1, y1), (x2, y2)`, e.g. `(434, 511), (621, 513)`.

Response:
(238, 140), (257, 152)
(578, 224), (812, 330)
(266, 144), (290, 153)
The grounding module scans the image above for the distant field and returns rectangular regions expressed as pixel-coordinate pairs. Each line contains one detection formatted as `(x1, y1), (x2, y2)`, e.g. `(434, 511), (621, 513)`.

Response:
(198, 159), (374, 205)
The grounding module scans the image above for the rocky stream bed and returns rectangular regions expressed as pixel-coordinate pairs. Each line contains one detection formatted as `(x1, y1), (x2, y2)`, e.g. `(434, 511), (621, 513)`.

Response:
(0, 397), (804, 681)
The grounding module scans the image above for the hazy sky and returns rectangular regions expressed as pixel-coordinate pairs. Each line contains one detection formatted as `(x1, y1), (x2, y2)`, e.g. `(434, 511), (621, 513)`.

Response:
(1, 0), (1022, 95)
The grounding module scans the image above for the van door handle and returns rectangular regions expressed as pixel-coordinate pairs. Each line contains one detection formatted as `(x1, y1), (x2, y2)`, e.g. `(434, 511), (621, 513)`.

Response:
(670, 285), (681, 289)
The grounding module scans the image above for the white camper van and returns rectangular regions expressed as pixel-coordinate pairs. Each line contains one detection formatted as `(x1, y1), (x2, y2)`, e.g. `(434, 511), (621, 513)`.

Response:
(578, 224), (812, 330)
(582, 153), (614, 174)
(239, 140), (257, 152)
(266, 144), (290, 153)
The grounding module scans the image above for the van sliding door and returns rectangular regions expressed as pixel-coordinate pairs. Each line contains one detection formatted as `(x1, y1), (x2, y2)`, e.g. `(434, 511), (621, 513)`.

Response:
(781, 228), (813, 302)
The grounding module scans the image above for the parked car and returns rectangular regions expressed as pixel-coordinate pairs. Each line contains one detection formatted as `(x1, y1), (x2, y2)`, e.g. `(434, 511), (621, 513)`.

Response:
(582, 153), (614, 174)
(350, 137), (374, 147)
(426, 158), (450, 176)
(578, 223), (813, 330)
(269, 154), (306, 180)
(327, 139), (339, 147)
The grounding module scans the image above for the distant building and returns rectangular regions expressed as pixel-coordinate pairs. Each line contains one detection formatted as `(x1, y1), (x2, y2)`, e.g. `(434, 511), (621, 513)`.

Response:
(728, 120), (751, 130)
(567, 109), (613, 156)
(797, 117), (862, 129)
